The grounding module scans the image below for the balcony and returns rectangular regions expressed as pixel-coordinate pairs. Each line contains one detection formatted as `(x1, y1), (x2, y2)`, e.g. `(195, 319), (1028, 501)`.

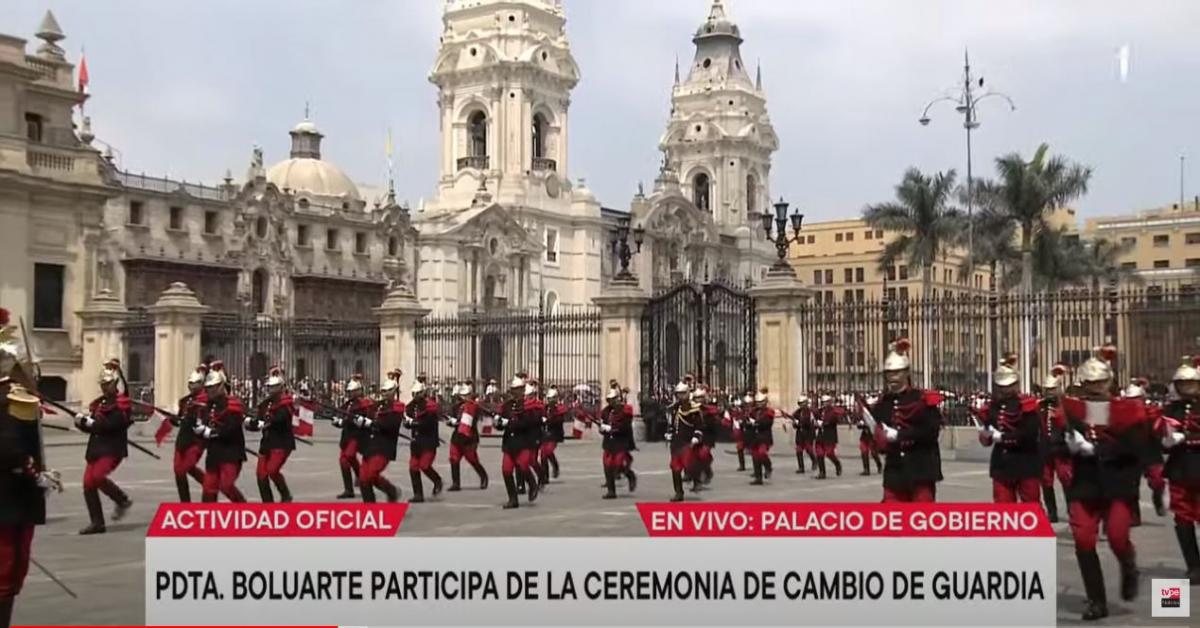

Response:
(25, 57), (58, 82)
(457, 155), (489, 171)
(532, 157), (557, 172)
(26, 147), (75, 172)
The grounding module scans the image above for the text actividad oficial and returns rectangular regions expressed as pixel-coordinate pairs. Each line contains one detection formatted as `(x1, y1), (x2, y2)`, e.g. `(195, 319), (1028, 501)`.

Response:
(156, 569), (1046, 602)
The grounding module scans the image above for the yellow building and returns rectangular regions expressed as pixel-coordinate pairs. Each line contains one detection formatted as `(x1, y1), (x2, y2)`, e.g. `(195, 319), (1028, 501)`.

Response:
(1082, 200), (1200, 286)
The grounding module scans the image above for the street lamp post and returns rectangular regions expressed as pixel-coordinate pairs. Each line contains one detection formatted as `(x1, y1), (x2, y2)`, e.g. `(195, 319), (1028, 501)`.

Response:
(611, 216), (645, 281)
(919, 50), (1015, 391)
(757, 197), (805, 276)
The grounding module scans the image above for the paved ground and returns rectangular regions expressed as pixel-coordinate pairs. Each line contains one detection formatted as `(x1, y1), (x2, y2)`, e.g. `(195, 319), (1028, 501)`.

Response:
(12, 431), (1195, 627)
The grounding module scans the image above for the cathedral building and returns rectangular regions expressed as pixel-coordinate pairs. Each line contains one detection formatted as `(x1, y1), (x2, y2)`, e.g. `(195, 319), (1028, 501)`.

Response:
(0, 0), (778, 400)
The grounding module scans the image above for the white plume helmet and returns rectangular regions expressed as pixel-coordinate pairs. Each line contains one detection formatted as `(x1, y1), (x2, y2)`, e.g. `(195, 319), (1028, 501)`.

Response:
(742, 393), (753, 404)
(1122, 378), (1147, 399)
(1172, 355), (1200, 382)
(692, 387), (708, 401)
(754, 388), (768, 403)
(883, 338), (912, 372)
(265, 365), (285, 388)
(187, 364), (209, 385)
(733, 398), (742, 407)
(524, 383), (537, 397)
(993, 352), (1019, 387)
(797, 395), (809, 405)
(545, 386), (558, 400)
(606, 387), (621, 400)
(1041, 364), (1068, 391)
(346, 373), (365, 393)
(819, 394), (832, 404)
(410, 381), (425, 395)
(203, 360), (227, 388)
(510, 376), (525, 389)
(1078, 345), (1117, 383)
(99, 360), (120, 385)
(380, 369), (401, 393)
(674, 382), (690, 394)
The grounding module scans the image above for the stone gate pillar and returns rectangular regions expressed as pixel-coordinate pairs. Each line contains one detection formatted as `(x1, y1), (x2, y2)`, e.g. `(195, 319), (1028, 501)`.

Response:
(375, 286), (430, 396)
(593, 278), (649, 413)
(76, 289), (130, 403)
(748, 270), (813, 409)
(147, 283), (209, 407)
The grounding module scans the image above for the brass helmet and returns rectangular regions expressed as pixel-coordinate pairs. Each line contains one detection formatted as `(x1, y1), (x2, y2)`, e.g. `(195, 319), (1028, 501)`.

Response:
(6, 383), (40, 422)
(1041, 364), (1067, 391)
(1077, 345), (1116, 383)
(993, 352), (1019, 387)
(1173, 356), (1200, 383)
(883, 338), (911, 372)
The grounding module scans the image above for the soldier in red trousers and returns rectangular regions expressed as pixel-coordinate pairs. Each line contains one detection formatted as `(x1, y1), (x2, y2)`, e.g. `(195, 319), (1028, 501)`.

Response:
(978, 356), (1042, 505)
(600, 388), (636, 499)
(870, 339), (943, 503)
(171, 365), (208, 502)
(1162, 356), (1200, 583)
(1122, 378), (1167, 520)
(0, 375), (50, 627)
(74, 360), (134, 534)
(668, 382), (702, 502)
(1038, 366), (1070, 523)
(540, 386), (566, 485)
(247, 366), (295, 503)
(815, 395), (843, 479)
(497, 376), (540, 509)
(695, 387), (720, 486)
(405, 381), (444, 503)
(1061, 346), (1145, 621)
(723, 396), (748, 472)
(335, 374), (373, 499)
(446, 383), (489, 491)
(791, 396), (817, 474)
(357, 370), (403, 503)
(746, 390), (775, 485)
(196, 361), (247, 503)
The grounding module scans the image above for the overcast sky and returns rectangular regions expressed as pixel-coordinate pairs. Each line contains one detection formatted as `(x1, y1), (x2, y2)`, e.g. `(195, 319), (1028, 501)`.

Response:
(5, 0), (1199, 221)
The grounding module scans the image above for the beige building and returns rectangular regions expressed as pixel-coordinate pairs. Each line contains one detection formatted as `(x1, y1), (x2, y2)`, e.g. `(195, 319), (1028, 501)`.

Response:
(1082, 200), (1200, 286)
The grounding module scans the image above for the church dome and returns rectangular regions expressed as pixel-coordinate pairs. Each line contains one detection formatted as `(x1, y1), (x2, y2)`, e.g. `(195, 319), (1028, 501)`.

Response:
(265, 118), (361, 202)
(571, 178), (597, 203)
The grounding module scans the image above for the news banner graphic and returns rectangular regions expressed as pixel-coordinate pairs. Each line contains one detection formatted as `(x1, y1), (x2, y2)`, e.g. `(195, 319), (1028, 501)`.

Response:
(144, 502), (1054, 626)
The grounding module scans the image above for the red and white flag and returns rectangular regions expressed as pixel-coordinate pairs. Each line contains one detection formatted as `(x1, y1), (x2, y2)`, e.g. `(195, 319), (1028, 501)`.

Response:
(294, 401), (315, 437)
(572, 416), (590, 439)
(480, 414), (494, 435)
(152, 409), (173, 446)
(77, 52), (89, 104)
(456, 409), (475, 438)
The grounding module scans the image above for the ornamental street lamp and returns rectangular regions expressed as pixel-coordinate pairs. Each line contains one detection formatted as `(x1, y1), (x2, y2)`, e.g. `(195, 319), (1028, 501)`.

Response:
(757, 197), (804, 276)
(611, 216), (645, 281)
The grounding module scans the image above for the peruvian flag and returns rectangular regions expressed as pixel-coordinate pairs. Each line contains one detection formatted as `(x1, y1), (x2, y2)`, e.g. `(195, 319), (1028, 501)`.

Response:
(294, 401), (315, 437)
(77, 52), (89, 103)
(480, 414), (494, 435)
(152, 409), (173, 446)
(571, 405), (593, 439)
(457, 409), (475, 438)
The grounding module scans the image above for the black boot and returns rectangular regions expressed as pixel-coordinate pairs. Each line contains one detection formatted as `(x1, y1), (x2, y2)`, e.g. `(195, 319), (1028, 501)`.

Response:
(1077, 550), (1109, 621)
(549, 454), (560, 479)
(1153, 488), (1166, 517)
(448, 462), (463, 492)
(337, 468), (356, 499)
(750, 459), (764, 486)
(816, 457), (827, 480)
(808, 450), (819, 470)
(79, 489), (106, 535)
(516, 472), (526, 495)
(873, 452), (883, 473)
(103, 481), (132, 521)
(380, 479), (400, 503)
(257, 478), (275, 503)
(602, 468), (617, 499)
(409, 471), (425, 503)
(361, 484), (377, 503)
(0, 595), (13, 628)
(175, 475), (192, 503)
(1132, 501), (1142, 527)
(1042, 485), (1059, 523)
(670, 470), (685, 502)
(540, 459), (551, 486)
(831, 456), (843, 477)
(274, 476), (293, 503)
(525, 469), (540, 503)
(1118, 551), (1139, 602)
(425, 469), (444, 496)
(1175, 524), (1200, 584)
(736, 449), (746, 472)
(625, 468), (638, 493)
(860, 453), (871, 476)
(502, 473), (519, 509)
(473, 462), (489, 490)
(796, 452), (806, 474)
(763, 457), (773, 479)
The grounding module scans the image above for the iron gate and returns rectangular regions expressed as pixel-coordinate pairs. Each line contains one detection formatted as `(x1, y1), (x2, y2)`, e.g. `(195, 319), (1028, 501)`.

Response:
(640, 282), (757, 400)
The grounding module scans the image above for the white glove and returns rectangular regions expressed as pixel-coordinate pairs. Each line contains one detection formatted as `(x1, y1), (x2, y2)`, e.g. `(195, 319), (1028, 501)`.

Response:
(355, 415), (373, 428)
(36, 470), (63, 493)
(243, 417), (258, 430)
(691, 436), (701, 446)
(1162, 429), (1185, 449)
(884, 426), (899, 443)
(192, 422), (207, 435)
(403, 418), (415, 429)
(665, 430), (674, 441)
(332, 416), (344, 429)
(747, 418), (757, 425)
(74, 412), (87, 423)
(446, 417), (460, 426)
(989, 426), (1004, 442)
(199, 426), (214, 439)
(978, 426), (994, 445)
(1065, 431), (1095, 457)
(542, 416), (548, 424)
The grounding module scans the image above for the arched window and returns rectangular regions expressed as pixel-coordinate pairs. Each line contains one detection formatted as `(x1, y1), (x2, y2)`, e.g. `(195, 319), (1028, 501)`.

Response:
(255, 217), (268, 239)
(544, 291), (559, 316)
(387, 236), (399, 258)
(693, 173), (711, 211)
(468, 111), (488, 157)
(746, 174), (757, 214)
(252, 269), (267, 314)
(532, 113), (547, 159)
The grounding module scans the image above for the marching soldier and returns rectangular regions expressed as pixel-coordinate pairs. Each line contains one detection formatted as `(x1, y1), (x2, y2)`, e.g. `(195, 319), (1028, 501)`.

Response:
(1061, 346), (1144, 621)
(695, 388), (719, 486)
(870, 339), (944, 503)
(1123, 378), (1167, 519)
(856, 394), (883, 476)
(746, 389), (775, 485)
(74, 360), (134, 535)
(196, 361), (247, 503)
(540, 386), (566, 484)
(724, 396), (747, 472)
(977, 356), (1042, 505)
(600, 388), (637, 499)
(0, 375), (49, 627)
(171, 365), (208, 502)
(246, 366), (295, 503)
(497, 376), (540, 509)
(815, 395), (844, 479)
(1162, 356), (1200, 583)
(668, 382), (703, 502)
(405, 381), (443, 503)
(357, 370), (403, 503)
(446, 383), (488, 491)
(791, 396), (816, 474)
(1038, 366), (1070, 523)
(335, 374), (373, 499)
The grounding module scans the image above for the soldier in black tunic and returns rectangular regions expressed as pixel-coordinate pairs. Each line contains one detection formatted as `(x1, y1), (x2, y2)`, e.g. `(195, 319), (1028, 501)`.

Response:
(870, 339), (943, 503)
(1162, 356), (1200, 583)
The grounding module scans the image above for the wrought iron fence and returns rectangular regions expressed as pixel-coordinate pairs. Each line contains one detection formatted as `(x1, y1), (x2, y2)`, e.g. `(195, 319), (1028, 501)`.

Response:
(800, 282), (1200, 405)
(200, 314), (380, 406)
(121, 310), (156, 403)
(414, 300), (601, 396)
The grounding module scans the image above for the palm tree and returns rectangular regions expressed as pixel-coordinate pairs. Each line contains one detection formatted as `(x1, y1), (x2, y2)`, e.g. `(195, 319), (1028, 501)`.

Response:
(864, 168), (965, 295)
(974, 143), (1093, 293)
(1080, 237), (1142, 291)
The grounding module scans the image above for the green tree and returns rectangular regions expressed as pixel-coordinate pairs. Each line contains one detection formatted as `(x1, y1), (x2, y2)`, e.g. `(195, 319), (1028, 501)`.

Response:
(1079, 237), (1142, 290)
(863, 168), (965, 295)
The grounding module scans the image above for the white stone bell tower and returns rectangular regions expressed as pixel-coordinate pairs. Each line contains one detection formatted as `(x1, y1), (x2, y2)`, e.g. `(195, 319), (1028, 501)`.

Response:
(662, 0), (779, 229)
(429, 0), (581, 211)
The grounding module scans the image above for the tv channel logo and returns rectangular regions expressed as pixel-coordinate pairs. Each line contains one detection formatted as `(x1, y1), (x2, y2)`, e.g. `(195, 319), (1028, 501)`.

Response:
(1151, 578), (1190, 618)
